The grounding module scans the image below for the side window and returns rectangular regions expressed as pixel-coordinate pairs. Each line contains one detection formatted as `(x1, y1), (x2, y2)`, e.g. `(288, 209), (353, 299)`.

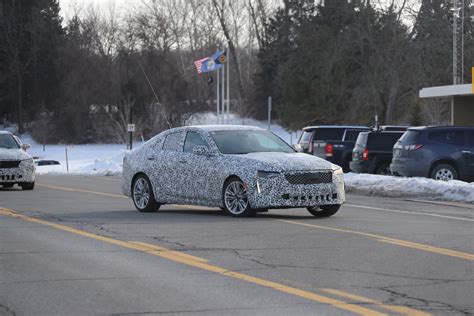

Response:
(162, 132), (183, 151)
(429, 131), (465, 146)
(184, 132), (209, 153)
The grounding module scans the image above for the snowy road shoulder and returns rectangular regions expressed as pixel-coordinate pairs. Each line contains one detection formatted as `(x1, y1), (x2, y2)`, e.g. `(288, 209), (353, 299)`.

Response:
(345, 173), (474, 204)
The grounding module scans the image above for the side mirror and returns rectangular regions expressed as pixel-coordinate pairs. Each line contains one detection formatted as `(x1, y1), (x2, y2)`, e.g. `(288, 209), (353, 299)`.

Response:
(192, 145), (210, 156)
(293, 144), (303, 153)
(21, 143), (31, 151)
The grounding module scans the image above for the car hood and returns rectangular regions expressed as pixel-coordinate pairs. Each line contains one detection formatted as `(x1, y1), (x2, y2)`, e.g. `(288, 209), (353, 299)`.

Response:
(237, 152), (334, 172)
(0, 148), (32, 161)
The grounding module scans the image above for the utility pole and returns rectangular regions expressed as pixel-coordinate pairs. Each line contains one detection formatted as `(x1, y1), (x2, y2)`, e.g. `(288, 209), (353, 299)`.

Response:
(267, 96), (272, 131)
(453, 0), (469, 84)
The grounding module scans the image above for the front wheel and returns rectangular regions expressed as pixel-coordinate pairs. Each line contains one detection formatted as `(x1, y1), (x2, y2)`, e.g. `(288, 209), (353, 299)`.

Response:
(222, 178), (255, 217)
(306, 204), (341, 217)
(21, 182), (35, 190)
(132, 174), (159, 212)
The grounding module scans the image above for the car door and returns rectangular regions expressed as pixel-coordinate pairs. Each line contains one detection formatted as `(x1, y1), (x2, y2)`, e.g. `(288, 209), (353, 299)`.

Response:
(463, 130), (474, 178)
(179, 131), (220, 201)
(156, 131), (186, 200)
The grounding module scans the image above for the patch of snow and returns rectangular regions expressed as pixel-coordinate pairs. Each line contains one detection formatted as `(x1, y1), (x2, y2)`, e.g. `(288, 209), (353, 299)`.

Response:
(345, 173), (474, 203)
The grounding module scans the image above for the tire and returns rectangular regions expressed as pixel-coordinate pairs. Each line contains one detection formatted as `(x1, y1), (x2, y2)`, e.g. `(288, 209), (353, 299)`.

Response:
(430, 163), (458, 181)
(132, 174), (160, 212)
(21, 182), (35, 190)
(306, 204), (341, 217)
(222, 177), (255, 217)
(375, 163), (391, 175)
(2, 183), (14, 188)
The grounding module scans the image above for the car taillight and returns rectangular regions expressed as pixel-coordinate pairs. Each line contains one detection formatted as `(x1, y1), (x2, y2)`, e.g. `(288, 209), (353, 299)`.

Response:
(362, 148), (369, 161)
(324, 144), (334, 157)
(404, 144), (423, 150)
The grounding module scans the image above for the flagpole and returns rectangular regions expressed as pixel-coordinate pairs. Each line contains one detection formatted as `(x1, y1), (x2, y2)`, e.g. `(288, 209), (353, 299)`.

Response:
(216, 67), (220, 124)
(226, 48), (230, 124)
(221, 64), (225, 125)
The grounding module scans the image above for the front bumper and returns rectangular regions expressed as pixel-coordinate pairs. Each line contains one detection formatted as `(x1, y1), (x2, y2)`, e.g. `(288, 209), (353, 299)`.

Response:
(249, 170), (345, 209)
(0, 160), (35, 184)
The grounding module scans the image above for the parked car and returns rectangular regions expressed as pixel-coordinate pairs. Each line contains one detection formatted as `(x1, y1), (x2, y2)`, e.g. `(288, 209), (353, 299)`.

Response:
(390, 126), (474, 181)
(350, 131), (404, 175)
(298, 125), (370, 158)
(322, 129), (370, 172)
(0, 131), (35, 190)
(122, 126), (345, 217)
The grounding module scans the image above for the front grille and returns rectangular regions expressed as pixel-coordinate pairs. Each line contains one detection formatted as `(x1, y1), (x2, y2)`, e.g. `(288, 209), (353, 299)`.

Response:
(285, 172), (332, 185)
(0, 160), (21, 168)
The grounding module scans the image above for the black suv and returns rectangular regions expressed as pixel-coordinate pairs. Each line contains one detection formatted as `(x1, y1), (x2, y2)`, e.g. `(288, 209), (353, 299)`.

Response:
(298, 125), (370, 158)
(350, 131), (404, 174)
(390, 126), (474, 181)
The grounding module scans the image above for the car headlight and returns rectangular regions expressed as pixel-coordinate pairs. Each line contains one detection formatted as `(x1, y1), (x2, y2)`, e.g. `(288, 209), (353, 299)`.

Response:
(332, 166), (343, 176)
(257, 171), (280, 179)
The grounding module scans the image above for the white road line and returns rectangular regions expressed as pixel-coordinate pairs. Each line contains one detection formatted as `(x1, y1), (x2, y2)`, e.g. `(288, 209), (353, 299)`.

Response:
(346, 203), (474, 222)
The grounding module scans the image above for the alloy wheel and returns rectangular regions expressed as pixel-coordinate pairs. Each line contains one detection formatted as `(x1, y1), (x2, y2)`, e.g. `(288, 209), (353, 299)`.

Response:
(224, 181), (249, 215)
(133, 178), (150, 209)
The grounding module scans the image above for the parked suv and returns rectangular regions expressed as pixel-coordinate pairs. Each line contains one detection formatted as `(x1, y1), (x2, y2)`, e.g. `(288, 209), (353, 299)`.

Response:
(350, 131), (404, 174)
(390, 126), (474, 181)
(298, 126), (370, 158)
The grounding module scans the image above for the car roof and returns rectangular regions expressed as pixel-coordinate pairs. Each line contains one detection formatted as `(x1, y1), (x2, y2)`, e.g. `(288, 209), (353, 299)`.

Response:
(303, 125), (369, 131)
(185, 125), (266, 132)
(408, 126), (474, 131)
(0, 131), (13, 135)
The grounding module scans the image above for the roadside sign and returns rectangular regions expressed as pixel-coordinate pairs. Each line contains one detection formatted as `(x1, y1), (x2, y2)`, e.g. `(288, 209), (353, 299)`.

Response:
(127, 124), (136, 132)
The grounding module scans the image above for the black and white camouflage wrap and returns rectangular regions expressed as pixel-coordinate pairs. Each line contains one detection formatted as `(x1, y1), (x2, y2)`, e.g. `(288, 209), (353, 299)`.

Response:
(0, 132), (35, 185)
(122, 125), (345, 209)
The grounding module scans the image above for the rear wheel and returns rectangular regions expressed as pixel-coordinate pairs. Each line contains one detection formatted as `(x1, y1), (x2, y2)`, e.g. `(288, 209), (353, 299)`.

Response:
(132, 174), (160, 212)
(21, 182), (35, 190)
(306, 204), (341, 217)
(430, 164), (458, 181)
(222, 178), (255, 217)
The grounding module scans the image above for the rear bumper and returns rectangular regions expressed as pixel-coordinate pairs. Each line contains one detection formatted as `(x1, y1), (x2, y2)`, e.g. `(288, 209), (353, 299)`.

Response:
(390, 159), (428, 177)
(249, 170), (345, 209)
(349, 161), (371, 173)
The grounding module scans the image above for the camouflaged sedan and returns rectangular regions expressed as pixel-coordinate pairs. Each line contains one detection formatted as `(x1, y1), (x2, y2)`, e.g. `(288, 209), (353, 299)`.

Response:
(122, 126), (345, 217)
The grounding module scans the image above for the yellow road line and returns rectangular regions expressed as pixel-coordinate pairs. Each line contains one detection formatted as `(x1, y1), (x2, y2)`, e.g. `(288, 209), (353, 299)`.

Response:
(35, 182), (474, 261)
(322, 289), (431, 316)
(0, 207), (391, 316)
(277, 219), (474, 261)
(36, 183), (128, 199)
(36, 183), (213, 212)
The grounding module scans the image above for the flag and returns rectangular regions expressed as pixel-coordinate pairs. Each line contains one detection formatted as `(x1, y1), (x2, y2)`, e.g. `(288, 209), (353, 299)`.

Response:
(194, 50), (227, 74)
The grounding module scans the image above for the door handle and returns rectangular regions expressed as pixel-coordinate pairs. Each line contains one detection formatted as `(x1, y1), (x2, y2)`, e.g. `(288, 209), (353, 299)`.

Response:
(178, 159), (187, 164)
(462, 150), (471, 154)
(147, 157), (155, 161)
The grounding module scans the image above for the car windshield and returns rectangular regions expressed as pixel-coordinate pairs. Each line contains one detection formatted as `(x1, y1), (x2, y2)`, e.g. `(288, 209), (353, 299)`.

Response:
(0, 134), (20, 149)
(211, 130), (294, 154)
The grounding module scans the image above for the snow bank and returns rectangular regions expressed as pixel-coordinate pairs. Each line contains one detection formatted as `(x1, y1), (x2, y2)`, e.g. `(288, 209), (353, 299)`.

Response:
(345, 173), (474, 203)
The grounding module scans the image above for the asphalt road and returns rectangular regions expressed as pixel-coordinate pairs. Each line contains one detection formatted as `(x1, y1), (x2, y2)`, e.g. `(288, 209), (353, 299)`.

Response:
(1, 175), (473, 316)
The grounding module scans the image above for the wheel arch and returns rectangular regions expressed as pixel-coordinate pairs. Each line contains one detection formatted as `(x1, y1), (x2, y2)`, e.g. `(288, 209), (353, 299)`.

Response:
(429, 159), (459, 177)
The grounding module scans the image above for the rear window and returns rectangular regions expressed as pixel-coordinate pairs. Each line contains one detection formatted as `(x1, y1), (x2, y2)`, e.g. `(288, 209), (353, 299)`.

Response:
(355, 132), (368, 148)
(343, 130), (363, 142)
(428, 130), (465, 146)
(313, 128), (345, 141)
(299, 131), (313, 143)
(399, 130), (420, 144)
(367, 133), (403, 150)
